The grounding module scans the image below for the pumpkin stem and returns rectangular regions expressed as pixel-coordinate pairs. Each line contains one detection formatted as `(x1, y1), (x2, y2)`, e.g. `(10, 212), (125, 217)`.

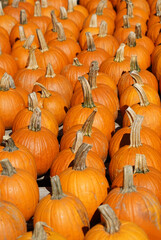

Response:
(78, 76), (96, 108)
(50, 10), (58, 32)
(23, 35), (35, 49)
(71, 130), (83, 154)
(121, 165), (136, 193)
(130, 55), (140, 72)
(0, 159), (16, 176)
(34, 83), (51, 98)
(73, 58), (83, 66)
(127, 1), (134, 18)
(96, 0), (106, 16)
(114, 43), (125, 62)
(98, 204), (120, 234)
(34, 1), (42, 17)
(72, 143), (92, 171)
(3, 137), (19, 152)
(73, 0), (77, 6)
(156, 0), (161, 16)
(81, 109), (97, 136)
(36, 29), (49, 52)
(130, 70), (143, 85)
(27, 47), (39, 70)
(67, 0), (74, 13)
(127, 32), (136, 47)
(130, 114), (144, 147)
(125, 107), (137, 126)
(88, 61), (99, 89)
(0, 73), (16, 91)
(28, 107), (41, 131)
(134, 154), (149, 174)
(86, 32), (96, 51)
(133, 83), (150, 106)
(32, 222), (53, 240)
(98, 20), (107, 37)
(18, 26), (26, 41)
(45, 63), (56, 78)
(20, 9), (28, 25)
(28, 92), (38, 111)
(51, 175), (66, 200)
(41, 0), (48, 8)
(123, 15), (130, 28)
(56, 22), (66, 41)
(12, 0), (19, 8)
(60, 7), (68, 19)
(0, 2), (4, 16)
(89, 14), (98, 28)
(135, 23), (142, 39)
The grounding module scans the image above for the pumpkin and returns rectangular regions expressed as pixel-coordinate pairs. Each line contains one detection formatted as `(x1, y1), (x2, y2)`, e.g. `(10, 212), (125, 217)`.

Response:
(147, 18), (161, 43)
(0, 117), (5, 144)
(60, 58), (89, 89)
(0, 158), (39, 221)
(45, 10), (76, 43)
(0, 200), (27, 240)
(0, 1), (18, 34)
(14, 47), (46, 93)
(0, 73), (25, 129)
(109, 115), (161, 181)
(71, 65), (119, 120)
(86, 0), (114, 13)
(118, 55), (158, 96)
(47, 0), (68, 11)
(33, 175), (90, 240)
(100, 43), (131, 85)
(60, 109), (108, 162)
(77, 32), (110, 68)
(84, 204), (149, 240)
(63, 76), (115, 141)
(103, 165), (161, 239)
(9, 9), (39, 46)
(28, 1), (51, 34)
(12, 107), (59, 176)
(0, 32), (11, 54)
(50, 132), (106, 176)
(112, 154), (161, 204)
(33, 63), (73, 108)
(34, 29), (69, 74)
(48, 22), (81, 63)
(0, 137), (37, 179)
(72, 0), (89, 18)
(41, 0), (59, 17)
(59, 142), (109, 220)
(109, 107), (161, 157)
(17, 221), (66, 240)
(117, 0), (150, 14)
(35, 82), (68, 126)
(123, 83), (161, 138)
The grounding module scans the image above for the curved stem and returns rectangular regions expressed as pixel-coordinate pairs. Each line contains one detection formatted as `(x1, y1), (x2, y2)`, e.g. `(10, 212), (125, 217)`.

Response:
(28, 92), (38, 111)
(28, 107), (41, 131)
(72, 143), (92, 171)
(78, 76), (96, 108)
(123, 15), (130, 28)
(86, 32), (96, 51)
(18, 26), (26, 41)
(114, 43), (125, 62)
(96, 0), (106, 16)
(98, 20), (107, 37)
(130, 70), (143, 85)
(27, 47), (39, 70)
(0, 73), (16, 91)
(133, 83), (150, 106)
(89, 14), (98, 28)
(127, 32), (136, 47)
(36, 29), (49, 52)
(135, 23), (142, 39)
(34, 1), (42, 17)
(34, 83), (51, 98)
(45, 63), (56, 78)
(56, 22), (66, 41)
(71, 130), (83, 154)
(0, 159), (16, 176)
(121, 165), (136, 193)
(51, 175), (66, 200)
(98, 204), (120, 234)
(50, 10), (58, 32)
(73, 58), (82, 66)
(130, 55), (140, 72)
(125, 107), (137, 126)
(134, 154), (149, 174)
(60, 7), (68, 19)
(3, 137), (19, 152)
(81, 109), (97, 136)
(20, 9), (28, 25)
(130, 114), (144, 147)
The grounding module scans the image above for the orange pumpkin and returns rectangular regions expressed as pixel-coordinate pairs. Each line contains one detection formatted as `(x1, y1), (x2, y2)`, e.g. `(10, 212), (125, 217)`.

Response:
(41, 0), (59, 17)
(0, 158), (39, 221)
(0, 117), (5, 144)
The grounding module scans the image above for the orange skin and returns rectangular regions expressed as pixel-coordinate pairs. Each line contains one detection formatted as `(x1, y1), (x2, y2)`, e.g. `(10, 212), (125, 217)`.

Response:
(28, 15), (51, 34)
(0, 117), (5, 144)
(0, 52), (18, 77)
(0, 14), (17, 34)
